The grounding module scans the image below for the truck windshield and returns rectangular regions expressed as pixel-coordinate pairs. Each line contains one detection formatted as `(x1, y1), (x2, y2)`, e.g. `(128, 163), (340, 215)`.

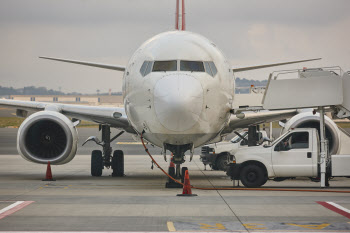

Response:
(267, 130), (292, 147)
(231, 132), (248, 143)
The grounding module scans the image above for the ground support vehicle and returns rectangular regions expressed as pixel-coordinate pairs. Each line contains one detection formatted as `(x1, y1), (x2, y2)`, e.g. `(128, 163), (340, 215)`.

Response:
(200, 130), (268, 171)
(226, 128), (350, 188)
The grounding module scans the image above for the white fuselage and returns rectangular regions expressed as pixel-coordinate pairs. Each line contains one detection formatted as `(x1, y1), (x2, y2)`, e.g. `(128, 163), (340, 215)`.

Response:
(123, 31), (234, 148)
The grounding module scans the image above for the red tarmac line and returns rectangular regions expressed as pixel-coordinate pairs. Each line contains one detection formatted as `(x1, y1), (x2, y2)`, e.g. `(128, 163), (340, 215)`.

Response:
(0, 201), (34, 220)
(317, 201), (350, 219)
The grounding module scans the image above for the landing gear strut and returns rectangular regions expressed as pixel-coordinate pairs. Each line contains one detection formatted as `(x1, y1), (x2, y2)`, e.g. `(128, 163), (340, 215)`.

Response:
(83, 125), (125, 177)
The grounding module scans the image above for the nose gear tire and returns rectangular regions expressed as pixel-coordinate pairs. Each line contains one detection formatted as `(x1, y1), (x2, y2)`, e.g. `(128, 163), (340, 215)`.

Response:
(181, 167), (188, 183)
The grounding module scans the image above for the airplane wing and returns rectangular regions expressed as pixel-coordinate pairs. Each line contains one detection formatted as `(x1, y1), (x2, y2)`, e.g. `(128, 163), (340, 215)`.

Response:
(232, 58), (321, 72)
(0, 99), (135, 133)
(222, 109), (298, 134)
(39, 56), (126, 72)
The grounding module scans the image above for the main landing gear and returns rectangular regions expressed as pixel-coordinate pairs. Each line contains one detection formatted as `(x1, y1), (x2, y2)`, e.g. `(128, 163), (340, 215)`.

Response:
(83, 125), (125, 177)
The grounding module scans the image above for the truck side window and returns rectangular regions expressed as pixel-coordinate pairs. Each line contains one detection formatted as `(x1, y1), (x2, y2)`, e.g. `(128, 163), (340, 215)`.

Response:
(281, 132), (309, 150)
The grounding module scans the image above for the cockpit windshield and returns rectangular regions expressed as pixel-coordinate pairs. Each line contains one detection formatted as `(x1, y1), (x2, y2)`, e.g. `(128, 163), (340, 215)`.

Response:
(140, 60), (218, 77)
(180, 61), (205, 72)
(152, 60), (177, 72)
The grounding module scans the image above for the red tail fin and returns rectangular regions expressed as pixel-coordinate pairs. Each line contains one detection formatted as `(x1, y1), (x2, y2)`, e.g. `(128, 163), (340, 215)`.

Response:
(175, 0), (186, 30)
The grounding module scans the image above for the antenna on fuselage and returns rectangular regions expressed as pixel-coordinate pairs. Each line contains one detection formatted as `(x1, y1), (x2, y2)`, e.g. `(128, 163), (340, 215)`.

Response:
(175, 0), (186, 30)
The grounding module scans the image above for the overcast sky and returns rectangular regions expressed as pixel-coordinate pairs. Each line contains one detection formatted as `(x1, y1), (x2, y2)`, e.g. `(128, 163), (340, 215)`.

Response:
(0, 0), (349, 93)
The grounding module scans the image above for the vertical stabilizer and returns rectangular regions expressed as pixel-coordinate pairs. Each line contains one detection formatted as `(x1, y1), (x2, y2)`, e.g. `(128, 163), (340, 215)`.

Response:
(175, 0), (186, 30)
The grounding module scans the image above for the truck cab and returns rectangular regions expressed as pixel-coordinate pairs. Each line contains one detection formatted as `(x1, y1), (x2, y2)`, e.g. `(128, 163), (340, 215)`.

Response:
(227, 128), (319, 187)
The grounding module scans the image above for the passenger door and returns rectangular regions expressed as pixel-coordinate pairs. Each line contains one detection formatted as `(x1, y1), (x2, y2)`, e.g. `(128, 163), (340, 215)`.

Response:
(272, 131), (314, 177)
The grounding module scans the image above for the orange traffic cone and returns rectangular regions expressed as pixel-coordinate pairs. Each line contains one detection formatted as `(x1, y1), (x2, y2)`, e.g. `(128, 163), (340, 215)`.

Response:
(177, 170), (197, 196)
(42, 161), (56, 181)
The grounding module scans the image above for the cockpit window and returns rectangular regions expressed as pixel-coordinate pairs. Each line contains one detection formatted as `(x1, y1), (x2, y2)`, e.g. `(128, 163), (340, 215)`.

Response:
(204, 61), (218, 77)
(152, 60), (177, 72)
(180, 61), (204, 72)
(140, 61), (153, 77)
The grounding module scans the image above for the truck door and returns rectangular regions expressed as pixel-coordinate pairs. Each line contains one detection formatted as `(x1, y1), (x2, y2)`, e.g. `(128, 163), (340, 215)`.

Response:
(272, 131), (313, 177)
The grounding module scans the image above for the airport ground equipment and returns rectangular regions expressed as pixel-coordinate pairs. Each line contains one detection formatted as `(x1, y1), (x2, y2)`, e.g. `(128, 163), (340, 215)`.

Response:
(83, 125), (125, 176)
(228, 68), (350, 188)
(226, 128), (350, 188)
(200, 130), (268, 171)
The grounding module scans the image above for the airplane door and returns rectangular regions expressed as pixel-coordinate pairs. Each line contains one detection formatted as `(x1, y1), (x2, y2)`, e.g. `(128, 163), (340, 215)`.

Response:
(272, 131), (314, 177)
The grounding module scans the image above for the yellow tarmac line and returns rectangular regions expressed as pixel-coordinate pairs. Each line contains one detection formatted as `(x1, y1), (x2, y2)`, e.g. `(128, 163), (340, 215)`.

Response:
(116, 142), (143, 145)
(167, 221), (176, 232)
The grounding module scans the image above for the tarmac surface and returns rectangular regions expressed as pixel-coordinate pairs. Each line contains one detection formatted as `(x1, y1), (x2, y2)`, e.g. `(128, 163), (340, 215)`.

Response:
(0, 130), (350, 232)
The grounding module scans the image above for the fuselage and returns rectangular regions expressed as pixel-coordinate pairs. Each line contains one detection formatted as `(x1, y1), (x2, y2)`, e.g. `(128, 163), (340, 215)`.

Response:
(123, 31), (234, 150)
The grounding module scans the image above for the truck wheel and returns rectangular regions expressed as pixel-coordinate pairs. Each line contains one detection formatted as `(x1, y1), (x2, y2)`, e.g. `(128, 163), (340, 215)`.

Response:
(210, 164), (219, 170)
(240, 164), (266, 188)
(216, 155), (228, 171)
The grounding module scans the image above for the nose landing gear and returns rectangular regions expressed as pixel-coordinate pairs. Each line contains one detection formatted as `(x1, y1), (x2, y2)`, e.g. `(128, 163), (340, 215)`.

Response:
(82, 125), (125, 177)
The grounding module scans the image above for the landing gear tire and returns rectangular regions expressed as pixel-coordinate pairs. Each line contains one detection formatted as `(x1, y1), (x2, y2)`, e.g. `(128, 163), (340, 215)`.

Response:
(91, 150), (103, 177)
(112, 150), (124, 177)
(240, 164), (267, 188)
(216, 155), (228, 171)
(169, 166), (176, 178)
(181, 167), (188, 184)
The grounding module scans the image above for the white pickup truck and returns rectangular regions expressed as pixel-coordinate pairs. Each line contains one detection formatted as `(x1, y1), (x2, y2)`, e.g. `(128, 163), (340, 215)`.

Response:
(200, 130), (269, 171)
(226, 128), (350, 187)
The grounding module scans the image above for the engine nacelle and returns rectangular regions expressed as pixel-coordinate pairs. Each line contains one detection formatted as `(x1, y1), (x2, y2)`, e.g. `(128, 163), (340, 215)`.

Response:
(17, 111), (78, 165)
(281, 112), (340, 155)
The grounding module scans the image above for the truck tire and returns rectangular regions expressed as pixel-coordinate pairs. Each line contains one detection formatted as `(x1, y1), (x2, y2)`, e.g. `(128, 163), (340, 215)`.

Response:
(240, 164), (266, 188)
(216, 155), (228, 171)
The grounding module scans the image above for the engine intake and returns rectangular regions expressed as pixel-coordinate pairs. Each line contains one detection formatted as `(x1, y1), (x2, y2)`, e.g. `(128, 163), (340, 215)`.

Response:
(17, 111), (78, 165)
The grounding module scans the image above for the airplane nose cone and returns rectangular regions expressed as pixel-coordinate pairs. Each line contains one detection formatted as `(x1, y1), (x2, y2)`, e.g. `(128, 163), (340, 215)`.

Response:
(154, 74), (203, 132)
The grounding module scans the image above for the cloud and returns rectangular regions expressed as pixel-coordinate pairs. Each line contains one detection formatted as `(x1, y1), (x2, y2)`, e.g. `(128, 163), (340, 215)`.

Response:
(0, 0), (349, 92)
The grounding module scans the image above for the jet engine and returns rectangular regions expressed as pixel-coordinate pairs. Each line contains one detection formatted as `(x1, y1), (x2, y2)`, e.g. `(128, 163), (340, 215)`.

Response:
(17, 111), (78, 165)
(281, 112), (341, 155)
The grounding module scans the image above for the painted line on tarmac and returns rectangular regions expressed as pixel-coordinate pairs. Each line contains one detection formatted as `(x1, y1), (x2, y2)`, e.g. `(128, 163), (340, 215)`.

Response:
(0, 201), (34, 220)
(317, 201), (350, 219)
(170, 221), (350, 232)
(167, 221), (176, 232)
(116, 142), (143, 145)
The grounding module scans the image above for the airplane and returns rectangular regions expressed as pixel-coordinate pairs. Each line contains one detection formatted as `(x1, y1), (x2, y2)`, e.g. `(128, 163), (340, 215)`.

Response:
(0, 0), (340, 179)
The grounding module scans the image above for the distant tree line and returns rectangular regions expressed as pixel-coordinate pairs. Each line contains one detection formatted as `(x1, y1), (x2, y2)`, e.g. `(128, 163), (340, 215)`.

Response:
(235, 78), (267, 94)
(235, 77), (268, 87)
(0, 86), (122, 96)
